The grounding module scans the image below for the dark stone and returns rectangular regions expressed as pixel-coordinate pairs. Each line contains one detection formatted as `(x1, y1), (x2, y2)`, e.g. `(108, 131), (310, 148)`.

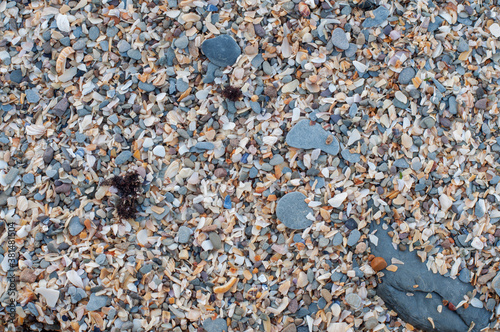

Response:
(370, 220), (489, 332)
(53, 97), (69, 117)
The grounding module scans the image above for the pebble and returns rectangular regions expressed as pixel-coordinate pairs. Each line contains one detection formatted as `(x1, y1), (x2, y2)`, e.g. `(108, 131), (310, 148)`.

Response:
(362, 6), (390, 28)
(398, 67), (416, 85)
(10, 69), (23, 83)
(43, 147), (54, 164)
(88, 26), (100, 40)
(177, 226), (191, 244)
(345, 293), (362, 309)
(331, 28), (349, 50)
(86, 294), (109, 311)
(152, 146), (165, 157)
(174, 36), (189, 49)
(491, 23), (500, 38)
(4, 167), (19, 184)
(286, 119), (339, 155)
(202, 318), (228, 332)
(209, 232), (222, 250)
(26, 89), (40, 103)
(68, 216), (85, 236)
(115, 151), (132, 165)
(201, 35), (241, 67)
(420, 116), (436, 129)
(276, 192), (313, 230)
(347, 230), (361, 246)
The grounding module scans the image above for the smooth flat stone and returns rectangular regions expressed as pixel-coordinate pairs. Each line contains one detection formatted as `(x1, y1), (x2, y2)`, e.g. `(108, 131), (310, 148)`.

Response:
(362, 6), (390, 28)
(203, 318), (228, 332)
(370, 220), (490, 332)
(276, 192), (313, 230)
(68, 216), (85, 236)
(286, 119), (339, 155)
(201, 35), (241, 67)
(86, 293), (109, 311)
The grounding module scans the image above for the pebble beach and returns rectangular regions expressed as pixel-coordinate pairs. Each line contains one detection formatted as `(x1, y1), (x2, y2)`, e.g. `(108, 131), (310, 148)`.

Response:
(2, 0), (500, 331)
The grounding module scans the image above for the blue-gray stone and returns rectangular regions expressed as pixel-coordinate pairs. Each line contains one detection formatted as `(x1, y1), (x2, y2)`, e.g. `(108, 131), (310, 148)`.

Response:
(177, 226), (191, 244)
(174, 35), (189, 49)
(393, 158), (409, 168)
(68, 216), (85, 236)
(195, 142), (214, 150)
(427, 16), (444, 33)
(10, 69), (23, 83)
(108, 114), (119, 124)
(27, 302), (39, 316)
(96, 253), (107, 265)
(457, 38), (469, 52)
(127, 49), (142, 60)
(432, 77), (446, 93)
(348, 103), (358, 117)
(331, 233), (343, 248)
(138, 82), (155, 92)
(139, 264), (153, 274)
(88, 26), (100, 40)
(203, 318), (228, 332)
(370, 220), (489, 332)
(492, 273), (500, 296)
(115, 151), (132, 165)
(475, 199), (485, 219)
(362, 6), (390, 28)
(22, 173), (35, 184)
(203, 63), (218, 83)
(286, 119), (339, 155)
(176, 79), (189, 92)
(26, 89), (40, 103)
(86, 293), (109, 311)
(251, 53), (264, 68)
(341, 149), (360, 163)
(99, 41), (109, 52)
(250, 101), (261, 113)
(201, 35), (241, 67)
(331, 28), (349, 50)
(459, 268), (471, 284)
(117, 40), (131, 53)
(347, 230), (360, 246)
(344, 43), (357, 57)
(4, 168), (19, 184)
(398, 67), (416, 85)
(269, 155), (284, 166)
(276, 192), (313, 230)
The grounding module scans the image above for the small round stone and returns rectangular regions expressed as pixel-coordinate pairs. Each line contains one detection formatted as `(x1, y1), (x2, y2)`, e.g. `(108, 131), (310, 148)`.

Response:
(201, 35), (241, 67)
(276, 192), (313, 230)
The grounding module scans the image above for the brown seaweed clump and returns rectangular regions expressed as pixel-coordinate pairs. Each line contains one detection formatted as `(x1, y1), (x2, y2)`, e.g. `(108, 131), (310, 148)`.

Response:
(221, 85), (243, 101)
(102, 172), (141, 219)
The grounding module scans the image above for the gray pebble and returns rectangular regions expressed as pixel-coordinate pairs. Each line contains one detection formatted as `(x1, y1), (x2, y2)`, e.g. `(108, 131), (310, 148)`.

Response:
(68, 216), (85, 236)
(331, 232), (343, 246)
(127, 49), (142, 60)
(347, 230), (361, 246)
(117, 40), (131, 53)
(420, 116), (436, 129)
(362, 6), (390, 28)
(457, 37), (469, 52)
(209, 232), (222, 250)
(195, 142), (215, 150)
(202, 318), (228, 332)
(115, 151), (132, 165)
(341, 149), (361, 163)
(345, 293), (362, 309)
(331, 28), (349, 50)
(88, 26), (100, 40)
(26, 89), (40, 103)
(22, 173), (35, 184)
(286, 119), (339, 155)
(86, 293), (109, 311)
(269, 155), (284, 166)
(276, 192), (313, 230)
(177, 226), (191, 244)
(174, 35), (189, 49)
(138, 82), (155, 92)
(201, 35), (241, 67)
(398, 68), (416, 85)
(4, 168), (19, 184)
(10, 69), (23, 83)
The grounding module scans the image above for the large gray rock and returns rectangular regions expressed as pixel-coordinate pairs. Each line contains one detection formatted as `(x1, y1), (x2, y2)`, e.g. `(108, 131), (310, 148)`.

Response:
(370, 220), (490, 332)
(201, 35), (241, 67)
(276, 192), (313, 230)
(286, 119), (339, 155)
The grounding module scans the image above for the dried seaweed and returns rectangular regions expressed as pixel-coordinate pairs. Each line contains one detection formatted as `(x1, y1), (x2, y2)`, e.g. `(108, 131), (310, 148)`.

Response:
(102, 172), (141, 219)
(221, 85), (243, 101)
